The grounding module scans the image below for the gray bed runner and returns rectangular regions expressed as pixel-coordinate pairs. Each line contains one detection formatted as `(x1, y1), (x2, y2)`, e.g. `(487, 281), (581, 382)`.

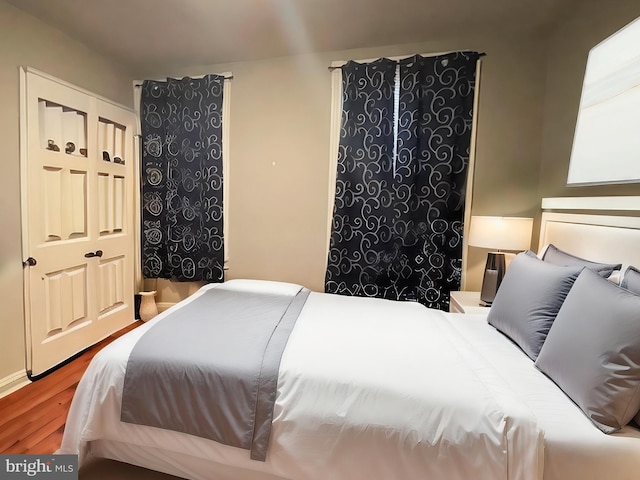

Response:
(121, 286), (310, 461)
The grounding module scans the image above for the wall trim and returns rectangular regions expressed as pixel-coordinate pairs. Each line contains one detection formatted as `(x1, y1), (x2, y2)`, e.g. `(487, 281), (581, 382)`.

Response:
(0, 370), (30, 399)
(542, 196), (640, 211)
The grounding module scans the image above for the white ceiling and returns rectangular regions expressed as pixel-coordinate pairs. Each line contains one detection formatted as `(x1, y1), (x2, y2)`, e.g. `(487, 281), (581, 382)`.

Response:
(7, 0), (579, 75)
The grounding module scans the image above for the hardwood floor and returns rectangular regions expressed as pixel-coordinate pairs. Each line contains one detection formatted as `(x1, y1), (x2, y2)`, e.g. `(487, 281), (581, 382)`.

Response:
(0, 321), (142, 455)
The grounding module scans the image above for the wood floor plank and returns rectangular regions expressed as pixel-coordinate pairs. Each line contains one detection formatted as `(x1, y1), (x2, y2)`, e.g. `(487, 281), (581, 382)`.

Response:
(0, 378), (81, 429)
(25, 424), (65, 455)
(0, 320), (142, 455)
(0, 386), (76, 451)
(6, 415), (64, 454)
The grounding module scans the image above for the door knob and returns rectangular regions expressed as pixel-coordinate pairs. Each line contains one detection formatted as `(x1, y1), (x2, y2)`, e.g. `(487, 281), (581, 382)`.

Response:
(84, 250), (104, 258)
(23, 257), (37, 267)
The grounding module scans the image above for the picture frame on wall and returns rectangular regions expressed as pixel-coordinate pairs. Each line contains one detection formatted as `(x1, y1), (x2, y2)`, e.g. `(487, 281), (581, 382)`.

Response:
(567, 15), (640, 186)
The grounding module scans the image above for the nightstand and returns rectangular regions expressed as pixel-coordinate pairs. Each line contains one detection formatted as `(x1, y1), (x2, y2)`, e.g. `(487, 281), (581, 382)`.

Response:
(449, 291), (491, 314)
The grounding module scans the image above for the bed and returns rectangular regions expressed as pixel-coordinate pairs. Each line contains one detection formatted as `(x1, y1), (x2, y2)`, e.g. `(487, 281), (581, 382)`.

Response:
(60, 197), (640, 480)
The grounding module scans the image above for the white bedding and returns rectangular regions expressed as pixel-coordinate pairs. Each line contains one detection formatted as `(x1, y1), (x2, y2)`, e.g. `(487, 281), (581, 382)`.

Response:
(447, 314), (640, 480)
(59, 279), (640, 480)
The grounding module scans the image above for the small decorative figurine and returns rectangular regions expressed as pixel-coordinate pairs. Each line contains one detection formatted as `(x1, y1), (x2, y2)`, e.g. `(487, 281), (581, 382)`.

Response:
(47, 139), (60, 152)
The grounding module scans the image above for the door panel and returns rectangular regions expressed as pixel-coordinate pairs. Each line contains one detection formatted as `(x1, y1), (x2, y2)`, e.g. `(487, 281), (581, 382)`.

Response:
(23, 69), (136, 376)
(98, 255), (126, 313)
(42, 167), (88, 241)
(92, 99), (136, 338)
(97, 173), (111, 233)
(44, 264), (88, 334)
(114, 175), (125, 231)
(28, 243), (95, 375)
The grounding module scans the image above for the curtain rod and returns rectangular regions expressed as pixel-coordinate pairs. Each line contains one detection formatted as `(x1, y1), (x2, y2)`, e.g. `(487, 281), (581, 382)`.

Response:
(327, 51), (486, 70)
(134, 74), (233, 87)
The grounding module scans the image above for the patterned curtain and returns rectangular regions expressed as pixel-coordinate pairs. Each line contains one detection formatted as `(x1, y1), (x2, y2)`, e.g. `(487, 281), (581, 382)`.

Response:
(325, 52), (480, 310)
(141, 75), (225, 282)
(325, 58), (397, 298)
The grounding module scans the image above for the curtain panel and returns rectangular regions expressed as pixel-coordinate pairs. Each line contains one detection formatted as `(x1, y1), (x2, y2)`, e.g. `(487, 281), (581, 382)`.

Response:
(325, 52), (480, 310)
(141, 75), (225, 282)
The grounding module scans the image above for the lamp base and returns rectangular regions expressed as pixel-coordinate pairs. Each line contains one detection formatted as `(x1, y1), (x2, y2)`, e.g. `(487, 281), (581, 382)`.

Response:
(479, 252), (506, 306)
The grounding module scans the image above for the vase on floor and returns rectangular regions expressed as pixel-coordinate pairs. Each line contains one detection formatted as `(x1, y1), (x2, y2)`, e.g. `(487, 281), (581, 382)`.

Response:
(139, 290), (158, 322)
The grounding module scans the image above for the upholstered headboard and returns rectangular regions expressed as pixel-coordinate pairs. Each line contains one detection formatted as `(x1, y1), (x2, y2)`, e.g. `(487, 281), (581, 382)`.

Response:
(539, 197), (640, 273)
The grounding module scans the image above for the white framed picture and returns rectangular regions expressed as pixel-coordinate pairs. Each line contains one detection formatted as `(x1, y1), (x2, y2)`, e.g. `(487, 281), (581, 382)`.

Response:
(567, 16), (640, 185)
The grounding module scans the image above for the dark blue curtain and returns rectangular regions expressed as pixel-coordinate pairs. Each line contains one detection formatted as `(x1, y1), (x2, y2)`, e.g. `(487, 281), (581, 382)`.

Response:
(325, 52), (480, 310)
(141, 75), (225, 282)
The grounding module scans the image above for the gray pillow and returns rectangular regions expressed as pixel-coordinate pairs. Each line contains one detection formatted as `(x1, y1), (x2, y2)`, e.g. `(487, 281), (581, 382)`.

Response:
(487, 251), (582, 360)
(621, 266), (640, 427)
(621, 265), (640, 294)
(535, 268), (640, 433)
(542, 244), (621, 278)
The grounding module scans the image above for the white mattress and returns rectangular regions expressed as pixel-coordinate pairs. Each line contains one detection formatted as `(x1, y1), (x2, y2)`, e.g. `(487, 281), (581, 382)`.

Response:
(60, 280), (640, 480)
(446, 313), (640, 480)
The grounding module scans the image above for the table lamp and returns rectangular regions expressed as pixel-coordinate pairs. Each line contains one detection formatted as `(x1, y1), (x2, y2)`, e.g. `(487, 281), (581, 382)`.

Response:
(468, 216), (534, 306)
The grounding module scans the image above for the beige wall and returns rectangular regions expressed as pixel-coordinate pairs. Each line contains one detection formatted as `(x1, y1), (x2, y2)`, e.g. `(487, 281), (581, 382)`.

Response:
(142, 1), (640, 313)
(143, 32), (547, 300)
(539, 0), (640, 201)
(0, 0), (134, 383)
(10, 0), (629, 383)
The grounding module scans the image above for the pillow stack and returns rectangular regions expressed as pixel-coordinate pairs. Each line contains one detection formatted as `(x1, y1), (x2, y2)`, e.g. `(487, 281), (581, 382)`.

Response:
(487, 246), (640, 434)
(535, 268), (640, 433)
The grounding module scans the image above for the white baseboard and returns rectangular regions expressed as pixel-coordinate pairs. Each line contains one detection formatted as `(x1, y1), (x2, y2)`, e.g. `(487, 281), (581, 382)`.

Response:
(0, 370), (30, 399)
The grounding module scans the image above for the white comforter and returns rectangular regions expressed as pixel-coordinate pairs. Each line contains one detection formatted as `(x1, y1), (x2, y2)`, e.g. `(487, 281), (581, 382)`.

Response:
(60, 280), (543, 480)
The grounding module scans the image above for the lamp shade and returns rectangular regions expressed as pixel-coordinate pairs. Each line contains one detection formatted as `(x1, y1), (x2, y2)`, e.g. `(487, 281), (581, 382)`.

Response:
(468, 216), (533, 251)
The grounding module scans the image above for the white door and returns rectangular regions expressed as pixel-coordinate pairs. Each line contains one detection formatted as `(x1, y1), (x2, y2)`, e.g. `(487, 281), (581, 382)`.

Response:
(22, 69), (136, 377)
